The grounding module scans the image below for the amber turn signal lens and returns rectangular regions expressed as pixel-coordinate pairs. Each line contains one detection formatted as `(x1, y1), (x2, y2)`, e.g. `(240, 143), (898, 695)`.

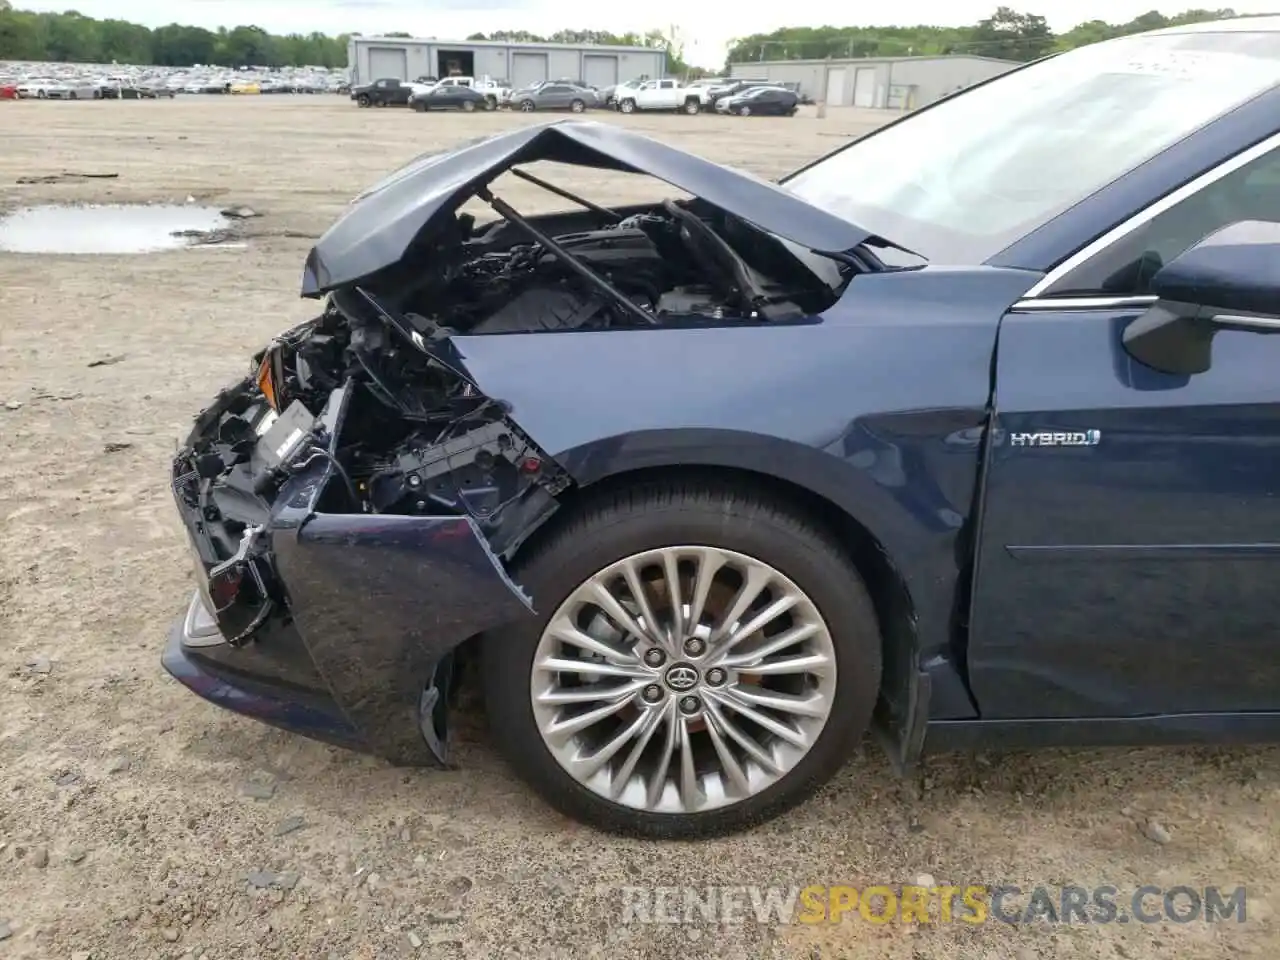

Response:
(256, 355), (278, 411)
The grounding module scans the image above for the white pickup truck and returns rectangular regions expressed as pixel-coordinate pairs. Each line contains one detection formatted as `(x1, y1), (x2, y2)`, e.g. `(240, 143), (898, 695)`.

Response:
(615, 78), (702, 115)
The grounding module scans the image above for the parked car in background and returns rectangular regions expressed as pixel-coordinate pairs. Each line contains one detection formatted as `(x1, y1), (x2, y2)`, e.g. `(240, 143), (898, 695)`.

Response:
(705, 79), (772, 107)
(615, 78), (702, 114)
(511, 82), (598, 113)
(15, 78), (60, 98)
(409, 84), (491, 113)
(686, 77), (731, 107)
(719, 86), (799, 116)
(474, 77), (512, 109)
(601, 78), (644, 106)
(352, 78), (412, 107)
(138, 84), (177, 99)
(41, 79), (100, 100)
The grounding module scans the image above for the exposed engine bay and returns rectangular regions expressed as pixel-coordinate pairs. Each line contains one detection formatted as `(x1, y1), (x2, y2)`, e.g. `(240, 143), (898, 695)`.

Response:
(172, 172), (864, 643)
(366, 177), (854, 331)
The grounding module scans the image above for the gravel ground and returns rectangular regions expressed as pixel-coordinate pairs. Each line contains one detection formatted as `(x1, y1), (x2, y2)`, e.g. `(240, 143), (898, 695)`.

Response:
(0, 96), (1276, 960)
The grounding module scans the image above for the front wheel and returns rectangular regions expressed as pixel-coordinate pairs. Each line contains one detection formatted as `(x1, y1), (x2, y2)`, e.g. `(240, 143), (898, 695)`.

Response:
(462, 99), (476, 112)
(618, 98), (636, 114)
(683, 98), (700, 115)
(570, 99), (585, 113)
(485, 96), (497, 111)
(482, 478), (882, 839)
(356, 94), (370, 107)
(520, 100), (535, 112)
(739, 105), (751, 117)
(412, 99), (426, 112)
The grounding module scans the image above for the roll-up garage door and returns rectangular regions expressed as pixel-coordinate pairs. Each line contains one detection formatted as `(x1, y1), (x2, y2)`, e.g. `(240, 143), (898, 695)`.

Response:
(368, 47), (408, 82)
(511, 53), (549, 88)
(853, 67), (877, 107)
(582, 55), (618, 89)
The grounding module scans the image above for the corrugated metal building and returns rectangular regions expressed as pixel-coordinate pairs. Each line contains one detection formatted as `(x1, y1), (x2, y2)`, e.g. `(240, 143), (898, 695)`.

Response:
(728, 55), (1018, 109)
(349, 36), (667, 88)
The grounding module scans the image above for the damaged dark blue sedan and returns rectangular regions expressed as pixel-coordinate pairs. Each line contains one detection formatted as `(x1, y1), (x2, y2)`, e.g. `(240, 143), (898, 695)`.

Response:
(166, 17), (1280, 838)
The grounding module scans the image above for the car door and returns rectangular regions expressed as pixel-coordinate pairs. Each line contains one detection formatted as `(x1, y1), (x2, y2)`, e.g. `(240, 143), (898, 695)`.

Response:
(759, 90), (783, 113)
(539, 84), (569, 109)
(969, 135), (1280, 719)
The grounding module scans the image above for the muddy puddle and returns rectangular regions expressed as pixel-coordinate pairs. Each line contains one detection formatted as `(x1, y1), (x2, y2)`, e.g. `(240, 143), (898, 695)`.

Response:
(0, 204), (236, 254)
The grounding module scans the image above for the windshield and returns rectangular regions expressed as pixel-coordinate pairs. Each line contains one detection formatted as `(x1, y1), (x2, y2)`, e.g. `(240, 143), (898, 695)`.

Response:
(784, 31), (1280, 263)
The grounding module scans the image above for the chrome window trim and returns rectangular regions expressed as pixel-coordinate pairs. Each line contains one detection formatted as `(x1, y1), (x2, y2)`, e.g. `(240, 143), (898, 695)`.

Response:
(1214, 312), (1280, 331)
(1022, 129), (1280, 299)
(1011, 295), (1157, 312)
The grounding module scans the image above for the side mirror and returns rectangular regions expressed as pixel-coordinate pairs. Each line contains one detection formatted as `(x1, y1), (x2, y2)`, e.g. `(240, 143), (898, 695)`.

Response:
(1121, 220), (1280, 375)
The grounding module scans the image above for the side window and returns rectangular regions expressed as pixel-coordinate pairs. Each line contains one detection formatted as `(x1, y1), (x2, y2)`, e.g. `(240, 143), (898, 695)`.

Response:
(661, 80), (675, 90)
(1051, 145), (1280, 296)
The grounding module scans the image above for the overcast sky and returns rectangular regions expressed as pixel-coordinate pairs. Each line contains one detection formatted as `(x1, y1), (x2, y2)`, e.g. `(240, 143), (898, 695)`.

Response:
(19, 1), (1280, 66)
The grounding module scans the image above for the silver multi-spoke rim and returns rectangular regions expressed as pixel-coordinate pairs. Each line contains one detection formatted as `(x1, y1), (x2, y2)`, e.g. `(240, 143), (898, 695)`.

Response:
(530, 546), (838, 814)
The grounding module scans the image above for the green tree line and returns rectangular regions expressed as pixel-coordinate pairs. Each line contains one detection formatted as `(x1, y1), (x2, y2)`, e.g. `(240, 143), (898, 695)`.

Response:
(0, 6), (349, 67)
(0, 4), (1266, 69)
(726, 7), (1262, 65)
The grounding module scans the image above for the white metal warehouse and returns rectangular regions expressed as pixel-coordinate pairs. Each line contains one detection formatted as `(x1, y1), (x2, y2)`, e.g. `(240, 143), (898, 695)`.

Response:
(728, 55), (1018, 110)
(348, 36), (667, 88)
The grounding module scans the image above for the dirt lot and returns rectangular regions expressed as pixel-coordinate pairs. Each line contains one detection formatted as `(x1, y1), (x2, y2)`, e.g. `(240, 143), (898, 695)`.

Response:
(0, 96), (1276, 960)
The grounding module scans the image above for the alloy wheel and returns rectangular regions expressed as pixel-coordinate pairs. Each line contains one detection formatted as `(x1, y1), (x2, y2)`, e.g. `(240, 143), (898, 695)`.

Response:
(529, 545), (838, 814)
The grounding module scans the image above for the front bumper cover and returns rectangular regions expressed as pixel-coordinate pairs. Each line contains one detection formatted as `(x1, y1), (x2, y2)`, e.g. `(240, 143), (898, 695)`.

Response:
(165, 386), (536, 767)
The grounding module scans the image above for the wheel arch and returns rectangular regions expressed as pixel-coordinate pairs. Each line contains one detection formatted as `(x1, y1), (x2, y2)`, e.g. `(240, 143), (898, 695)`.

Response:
(498, 430), (921, 747)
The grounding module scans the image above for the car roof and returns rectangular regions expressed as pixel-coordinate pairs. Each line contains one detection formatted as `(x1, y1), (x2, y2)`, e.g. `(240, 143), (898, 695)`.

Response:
(1150, 14), (1280, 35)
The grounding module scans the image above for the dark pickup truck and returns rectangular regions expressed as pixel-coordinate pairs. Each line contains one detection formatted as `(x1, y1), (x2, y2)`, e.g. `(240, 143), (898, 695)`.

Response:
(351, 77), (413, 107)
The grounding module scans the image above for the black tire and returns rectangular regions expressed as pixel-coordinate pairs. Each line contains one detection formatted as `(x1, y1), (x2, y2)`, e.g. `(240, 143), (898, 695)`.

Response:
(683, 98), (700, 115)
(739, 105), (751, 117)
(356, 94), (370, 107)
(618, 98), (636, 114)
(569, 99), (585, 113)
(482, 477), (882, 839)
(462, 98), (476, 112)
(485, 96), (497, 111)
(412, 99), (426, 112)
(519, 99), (535, 112)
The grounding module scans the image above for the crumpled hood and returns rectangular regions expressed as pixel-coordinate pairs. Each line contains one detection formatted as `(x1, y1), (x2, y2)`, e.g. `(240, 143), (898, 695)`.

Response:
(301, 119), (879, 296)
